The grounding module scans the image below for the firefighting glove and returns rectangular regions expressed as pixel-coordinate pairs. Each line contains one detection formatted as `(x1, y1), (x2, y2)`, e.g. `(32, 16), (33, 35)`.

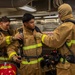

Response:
(12, 32), (23, 40)
(34, 32), (43, 39)
(13, 55), (21, 63)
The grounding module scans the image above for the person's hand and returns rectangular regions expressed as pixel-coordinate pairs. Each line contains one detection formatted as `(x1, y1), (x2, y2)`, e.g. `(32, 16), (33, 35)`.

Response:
(13, 33), (23, 40)
(13, 55), (21, 63)
(34, 32), (43, 39)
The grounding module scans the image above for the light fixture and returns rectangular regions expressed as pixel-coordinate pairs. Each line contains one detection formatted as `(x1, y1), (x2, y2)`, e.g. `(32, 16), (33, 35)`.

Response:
(35, 17), (41, 19)
(43, 15), (58, 19)
(10, 18), (16, 21)
(19, 5), (36, 12)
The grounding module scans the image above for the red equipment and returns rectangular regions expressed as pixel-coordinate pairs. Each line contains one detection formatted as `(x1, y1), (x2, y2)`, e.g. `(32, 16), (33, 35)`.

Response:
(0, 62), (17, 75)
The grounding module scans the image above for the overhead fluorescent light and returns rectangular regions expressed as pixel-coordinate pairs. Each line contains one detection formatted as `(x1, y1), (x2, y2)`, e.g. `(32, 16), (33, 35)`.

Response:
(43, 15), (58, 19)
(10, 18), (16, 21)
(19, 5), (36, 12)
(35, 17), (41, 19)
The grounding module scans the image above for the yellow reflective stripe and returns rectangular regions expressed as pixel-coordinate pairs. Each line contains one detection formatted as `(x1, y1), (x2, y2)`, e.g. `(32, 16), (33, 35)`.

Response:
(0, 65), (12, 69)
(23, 43), (42, 50)
(9, 52), (17, 59)
(0, 57), (9, 60)
(6, 36), (11, 45)
(60, 58), (68, 63)
(67, 40), (75, 47)
(21, 57), (43, 64)
(41, 35), (47, 43)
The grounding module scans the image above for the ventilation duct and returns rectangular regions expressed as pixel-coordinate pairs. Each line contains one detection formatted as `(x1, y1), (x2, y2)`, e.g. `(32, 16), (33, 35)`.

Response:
(0, 0), (33, 8)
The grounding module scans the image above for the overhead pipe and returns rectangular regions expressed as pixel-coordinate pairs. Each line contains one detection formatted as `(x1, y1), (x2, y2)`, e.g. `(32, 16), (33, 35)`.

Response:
(48, 0), (51, 11)
(0, 0), (33, 8)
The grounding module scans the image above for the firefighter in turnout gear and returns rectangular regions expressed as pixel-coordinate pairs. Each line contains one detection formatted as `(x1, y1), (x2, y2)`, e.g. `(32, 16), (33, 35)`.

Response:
(0, 16), (15, 63)
(0, 16), (22, 74)
(34, 3), (75, 75)
(7, 13), (47, 75)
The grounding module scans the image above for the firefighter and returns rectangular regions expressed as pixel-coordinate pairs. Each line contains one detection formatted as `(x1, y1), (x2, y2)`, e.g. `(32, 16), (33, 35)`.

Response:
(34, 3), (75, 75)
(7, 13), (46, 75)
(0, 16), (22, 74)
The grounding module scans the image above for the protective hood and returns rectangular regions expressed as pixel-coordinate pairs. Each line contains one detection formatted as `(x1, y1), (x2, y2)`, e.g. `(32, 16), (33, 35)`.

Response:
(58, 3), (73, 21)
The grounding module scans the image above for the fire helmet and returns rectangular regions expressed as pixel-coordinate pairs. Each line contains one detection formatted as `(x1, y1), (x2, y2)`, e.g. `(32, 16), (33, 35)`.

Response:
(0, 62), (17, 75)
